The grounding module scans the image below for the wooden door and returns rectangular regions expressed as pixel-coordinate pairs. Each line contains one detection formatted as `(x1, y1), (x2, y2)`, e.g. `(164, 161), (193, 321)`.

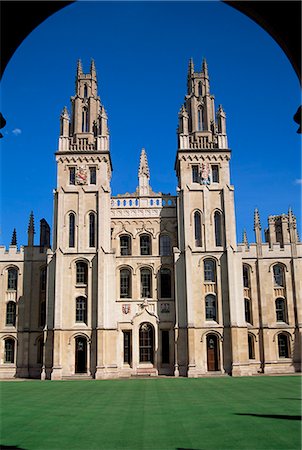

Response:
(207, 335), (219, 371)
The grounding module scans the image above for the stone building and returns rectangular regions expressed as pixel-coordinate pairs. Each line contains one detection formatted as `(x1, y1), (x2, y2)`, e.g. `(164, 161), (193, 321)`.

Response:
(0, 60), (301, 379)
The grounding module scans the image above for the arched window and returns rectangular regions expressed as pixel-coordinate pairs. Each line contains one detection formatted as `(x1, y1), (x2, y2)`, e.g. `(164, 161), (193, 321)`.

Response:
(244, 298), (252, 324)
(205, 294), (217, 321)
(243, 265), (250, 288)
(76, 261), (88, 285)
(197, 108), (204, 131)
(204, 259), (216, 282)
(89, 213), (96, 247)
(4, 339), (15, 363)
(76, 297), (87, 324)
(160, 268), (171, 298)
(273, 265), (284, 287)
(139, 323), (154, 363)
(275, 298), (287, 322)
(194, 211), (202, 247)
(141, 268), (152, 298)
(82, 107), (88, 132)
(6, 302), (16, 326)
(69, 213), (75, 248)
(40, 267), (47, 292)
(159, 235), (171, 256)
(140, 234), (151, 256)
(278, 333), (290, 358)
(120, 235), (131, 256)
(7, 268), (17, 290)
(120, 268), (131, 298)
(214, 211), (223, 247)
(248, 334), (255, 359)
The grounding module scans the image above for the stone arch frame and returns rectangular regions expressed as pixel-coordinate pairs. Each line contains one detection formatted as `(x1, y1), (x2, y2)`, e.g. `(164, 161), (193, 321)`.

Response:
(118, 233), (133, 256)
(268, 261), (289, 274)
(69, 256), (92, 270)
(269, 262), (288, 290)
(201, 330), (224, 373)
(138, 231), (153, 256)
(64, 209), (77, 227)
(274, 296), (288, 323)
(68, 332), (91, 376)
(2, 334), (17, 364)
(0, 263), (21, 277)
(138, 265), (154, 299)
(3, 265), (20, 292)
(118, 265), (133, 299)
(5, 300), (17, 326)
(273, 330), (293, 360)
(190, 208), (203, 227)
(211, 208), (224, 247)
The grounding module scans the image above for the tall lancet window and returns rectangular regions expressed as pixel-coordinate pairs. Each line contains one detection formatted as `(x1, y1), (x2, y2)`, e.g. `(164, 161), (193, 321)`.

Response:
(69, 213), (75, 248)
(82, 107), (89, 132)
(83, 84), (88, 98)
(89, 213), (96, 247)
(198, 108), (204, 131)
(214, 211), (223, 247)
(194, 211), (202, 247)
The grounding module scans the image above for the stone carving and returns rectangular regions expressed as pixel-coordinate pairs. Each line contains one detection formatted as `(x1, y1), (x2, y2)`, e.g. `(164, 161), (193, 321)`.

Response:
(76, 166), (87, 185)
(201, 162), (210, 185)
(160, 303), (170, 313)
(122, 304), (131, 314)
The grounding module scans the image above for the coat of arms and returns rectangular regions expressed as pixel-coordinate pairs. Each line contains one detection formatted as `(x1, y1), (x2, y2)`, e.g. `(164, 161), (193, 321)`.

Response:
(76, 166), (87, 185)
(122, 304), (131, 314)
(201, 163), (210, 185)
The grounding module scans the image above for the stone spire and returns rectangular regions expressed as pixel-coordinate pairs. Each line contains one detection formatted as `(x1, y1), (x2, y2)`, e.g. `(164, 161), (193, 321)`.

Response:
(188, 58), (194, 76)
(202, 58), (208, 77)
(242, 229), (249, 248)
(254, 208), (262, 245)
(27, 211), (35, 246)
(288, 207), (298, 245)
(138, 148), (150, 196)
(11, 228), (17, 246)
(77, 59), (83, 77)
(60, 106), (70, 137)
(90, 58), (96, 78)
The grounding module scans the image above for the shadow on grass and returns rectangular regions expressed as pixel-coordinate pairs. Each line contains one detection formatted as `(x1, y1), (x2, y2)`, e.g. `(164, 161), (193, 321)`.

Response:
(236, 413), (301, 421)
(0, 446), (27, 450)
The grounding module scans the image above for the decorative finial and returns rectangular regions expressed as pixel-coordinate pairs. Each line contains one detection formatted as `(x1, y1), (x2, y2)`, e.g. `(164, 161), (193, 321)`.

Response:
(11, 228), (17, 246)
(254, 208), (261, 229)
(90, 58), (96, 75)
(28, 211), (35, 246)
(138, 148), (150, 178)
(202, 57), (208, 75)
(61, 106), (69, 118)
(77, 59), (83, 76)
(188, 58), (194, 76)
(242, 229), (249, 248)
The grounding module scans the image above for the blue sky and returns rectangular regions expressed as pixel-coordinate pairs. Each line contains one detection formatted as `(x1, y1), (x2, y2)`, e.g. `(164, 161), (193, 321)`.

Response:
(1, 1), (301, 247)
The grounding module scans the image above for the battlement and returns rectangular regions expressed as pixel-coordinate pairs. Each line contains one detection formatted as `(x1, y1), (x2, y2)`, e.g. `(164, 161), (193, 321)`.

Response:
(0, 245), (24, 256)
(237, 241), (302, 259)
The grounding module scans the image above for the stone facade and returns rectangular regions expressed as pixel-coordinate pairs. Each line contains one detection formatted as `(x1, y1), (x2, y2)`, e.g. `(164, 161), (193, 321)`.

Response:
(0, 59), (301, 379)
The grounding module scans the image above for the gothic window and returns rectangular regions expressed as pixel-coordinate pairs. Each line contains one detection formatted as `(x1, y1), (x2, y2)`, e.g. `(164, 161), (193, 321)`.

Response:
(160, 268), (171, 299)
(40, 267), (47, 292)
(205, 294), (217, 321)
(214, 211), (223, 247)
(141, 268), (152, 298)
(275, 298), (287, 322)
(82, 107), (89, 132)
(7, 268), (17, 291)
(89, 167), (96, 185)
(76, 261), (88, 285)
(204, 259), (215, 282)
(89, 213), (96, 247)
(159, 234), (171, 256)
(194, 211), (202, 247)
(4, 339), (15, 363)
(198, 82), (202, 97)
(211, 165), (219, 183)
(39, 301), (46, 327)
(69, 213), (75, 248)
(120, 268), (131, 298)
(248, 334), (255, 359)
(243, 265), (250, 288)
(244, 298), (252, 324)
(83, 84), (88, 98)
(6, 302), (16, 326)
(123, 331), (132, 365)
(161, 330), (170, 364)
(140, 234), (151, 256)
(139, 323), (154, 363)
(273, 265), (284, 287)
(278, 333), (290, 358)
(69, 167), (76, 185)
(192, 165), (199, 183)
(120, 235), (131, 256)
(198, 108), (204, 131)
(76, 297), (87, 323)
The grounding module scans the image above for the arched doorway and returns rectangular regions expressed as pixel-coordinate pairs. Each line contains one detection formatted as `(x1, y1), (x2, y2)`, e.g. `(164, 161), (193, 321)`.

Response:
(207, 334), (219, 371)
(139, 323), (154, 364)
(75, 336), (87, 373)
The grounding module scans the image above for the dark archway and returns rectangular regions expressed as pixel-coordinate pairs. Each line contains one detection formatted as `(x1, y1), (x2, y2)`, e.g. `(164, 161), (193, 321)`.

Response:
(75, 336), (87, 373)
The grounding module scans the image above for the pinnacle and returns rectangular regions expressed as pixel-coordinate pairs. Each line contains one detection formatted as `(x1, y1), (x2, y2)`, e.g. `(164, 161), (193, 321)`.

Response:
(138, 148), (150, 178)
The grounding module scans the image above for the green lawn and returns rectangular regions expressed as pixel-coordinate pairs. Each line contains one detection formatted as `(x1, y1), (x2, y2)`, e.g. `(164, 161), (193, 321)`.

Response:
(1, 376), (301, 450)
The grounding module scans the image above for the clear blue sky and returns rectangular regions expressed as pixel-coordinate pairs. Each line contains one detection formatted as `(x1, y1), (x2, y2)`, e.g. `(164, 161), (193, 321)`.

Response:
(1, 1), (301, 247)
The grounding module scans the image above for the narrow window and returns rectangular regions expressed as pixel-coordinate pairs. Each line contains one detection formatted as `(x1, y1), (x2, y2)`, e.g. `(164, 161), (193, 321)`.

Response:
(248, 334), (255, 359)
(161, 330), (170, 364)
(273, 265), (284, 287)
(212, 165), (219, 183)
(139, 323), (154, 363)
(278, 334), (290, 358)
(205, 294), (217, 321)
(40, 267), (47, 292)
(141, 268), (152, 298)
(4, 339), (15, 363)
(204, 259), (215, 282)
(140, 234), (151, 256)
(82, 108), (89, 132)
(159, 235), (171, 256)
(7, 268), (17, 290)
(69, 167), (76, 185)
(198, 82), (202, 97)
(83, 84), (88, 98)
(192, 165), (199, 183)
(243, 265), (250, 288)
(194, 211), (202, 246)
(276, 298), (287, 322)
(76, 261), (88, 285)
(69, 213), (75, 248)
(37, 338), (43, 364)
(120, 235), (131, 256)
(244, 298), (252, 324)
(197, 108), (204, 131)
(214, 211), (223, 246)
(6, 302), (16, 326)
(76, 297), (87, 323)
(89, 167), (96, 185)
(123, 331), (132, 365)
(39, 301), (46, 327)
(160, 268), (171, 298)
(120, 269), (131, 298)
(89, 213), (96, 247)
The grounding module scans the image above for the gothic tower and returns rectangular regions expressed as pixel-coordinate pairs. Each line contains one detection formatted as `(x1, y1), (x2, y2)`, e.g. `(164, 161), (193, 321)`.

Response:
(175, 59), (248, 376)
(45, 60), (116, 380)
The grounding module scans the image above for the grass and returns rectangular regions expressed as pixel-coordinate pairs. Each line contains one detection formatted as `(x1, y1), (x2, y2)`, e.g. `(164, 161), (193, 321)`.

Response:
(1, 376), (301, 450)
